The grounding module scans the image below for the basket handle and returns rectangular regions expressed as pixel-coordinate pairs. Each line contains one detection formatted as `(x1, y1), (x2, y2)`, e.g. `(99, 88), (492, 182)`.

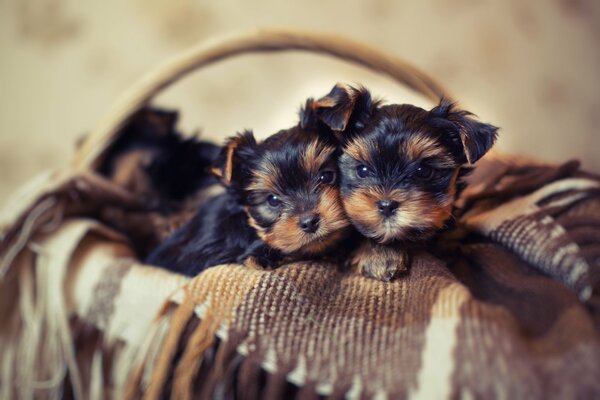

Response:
(73, 29), (452, 171)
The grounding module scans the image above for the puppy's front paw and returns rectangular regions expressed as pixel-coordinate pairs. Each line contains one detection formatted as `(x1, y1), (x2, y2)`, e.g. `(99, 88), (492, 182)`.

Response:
(350, 242), (410, 281)
(241, 255), (282, 270)
(362, 260), (401, 282)
(243, 256), (265, 270)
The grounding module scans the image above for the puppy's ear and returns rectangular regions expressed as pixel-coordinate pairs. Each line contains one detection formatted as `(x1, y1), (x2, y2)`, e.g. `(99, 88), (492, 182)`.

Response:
(212, 130), (257, 185)
(429, 99), (499, 164)
(301, 84), (375, 135)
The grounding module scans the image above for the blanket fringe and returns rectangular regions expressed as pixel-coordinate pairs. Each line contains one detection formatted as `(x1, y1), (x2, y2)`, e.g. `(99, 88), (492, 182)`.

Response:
(197, 331), (246, 398)
(170, 311), (218, 400)
(139, 301), (196, 400)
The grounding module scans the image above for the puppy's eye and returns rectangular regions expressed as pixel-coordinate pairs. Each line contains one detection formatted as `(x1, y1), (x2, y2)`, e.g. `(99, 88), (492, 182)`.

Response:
(318, 170), (336, 184)
(356, 165), (371, 178)
(266, 194), (282, 207)
(415, 165), (436, 180)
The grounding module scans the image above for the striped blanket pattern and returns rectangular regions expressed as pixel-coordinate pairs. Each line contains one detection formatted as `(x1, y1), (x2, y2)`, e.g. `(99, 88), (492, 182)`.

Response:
(0, 155), (599, 399)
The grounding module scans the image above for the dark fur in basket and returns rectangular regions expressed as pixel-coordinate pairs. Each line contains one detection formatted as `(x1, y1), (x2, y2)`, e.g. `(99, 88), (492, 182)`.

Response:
(96, 108), (222, 256)
(145, 109), (350, 275)
(100, 107), (220, 206)
(309, 84), (498, 280)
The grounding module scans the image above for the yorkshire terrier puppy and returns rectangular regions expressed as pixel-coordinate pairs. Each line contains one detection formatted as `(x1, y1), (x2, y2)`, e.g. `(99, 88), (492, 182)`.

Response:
(100, 107), (220, 205)
(145, 108), (350, 276)
(97, 107), (222, 256)
(309, 84), (499, 281)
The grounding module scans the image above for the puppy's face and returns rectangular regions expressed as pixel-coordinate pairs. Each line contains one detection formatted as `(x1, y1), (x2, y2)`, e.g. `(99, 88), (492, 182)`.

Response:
(310, 84), (498, 244)
(214, 127), (349, 255)
(339, 106), (462, 243)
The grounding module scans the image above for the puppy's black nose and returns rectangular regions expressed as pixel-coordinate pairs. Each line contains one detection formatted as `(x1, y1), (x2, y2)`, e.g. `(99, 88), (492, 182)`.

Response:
(299, 214), (320, 233)
(377, 200), (399, 217)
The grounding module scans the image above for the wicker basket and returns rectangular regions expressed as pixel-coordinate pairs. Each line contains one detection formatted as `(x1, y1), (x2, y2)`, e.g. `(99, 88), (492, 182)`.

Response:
(1, 29), (599, 400)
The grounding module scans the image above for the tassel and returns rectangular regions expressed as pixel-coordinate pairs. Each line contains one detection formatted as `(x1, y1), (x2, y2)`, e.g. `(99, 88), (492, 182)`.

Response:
(170, 312), (218, 400)
(141, 300), (196, 400)
(199, 330), (246, 398)
(237, 356), (264, 400)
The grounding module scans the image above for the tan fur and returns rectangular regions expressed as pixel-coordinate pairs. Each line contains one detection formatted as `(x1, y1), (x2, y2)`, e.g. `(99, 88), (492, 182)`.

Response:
(247, 162), (281, 193)
(402, 134), (454, 165)
(310, 97), (337, 109)
(310, 84), (357, 131)
(299, 229), (348, 255)
(243, 256), (264, 270)
(110, 150), (154, 193)
(260, 186), (349, 254)
(316, 186), (351, 236)
(343, 186), (454, 243)
(246, 213), (267, 241)
(447, 168), (460, 199)
(348, 240), (410, 281)
(264, 215), (306, 253)
(301, 140), (336, 176)
(214, 135), (246, 183)
(343, 188), (384, 230)
(344, 137), (373, 164)
(222, 140), (239, 182)
(210, 166), (223, 178)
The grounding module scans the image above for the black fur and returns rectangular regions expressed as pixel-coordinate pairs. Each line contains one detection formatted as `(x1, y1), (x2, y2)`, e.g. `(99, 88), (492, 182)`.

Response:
(144, 193), (283, 275)
(428, 98), (499, 164)
(308, 84), (499, 280)
(100, 107), (221, 203)
(146, 111), (345, 276)
(314, 85), (499, 239)
(301, 85), (379, 135)
(337, 104), (465, 213)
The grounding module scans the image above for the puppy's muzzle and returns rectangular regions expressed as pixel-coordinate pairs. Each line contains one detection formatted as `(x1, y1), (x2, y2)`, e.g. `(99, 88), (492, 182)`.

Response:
(299, 213), (320, 233)
(377, 200), (399, 218)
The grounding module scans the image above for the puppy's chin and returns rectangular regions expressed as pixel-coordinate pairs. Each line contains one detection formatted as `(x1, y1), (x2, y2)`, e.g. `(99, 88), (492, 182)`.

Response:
(253, 186), (350, 255)
(296, 228), (350, 255)
(264, 225), (350, 255)
(251, 212), (350, 255)
(345, 196), (452, 244)
(352, 217), (445, 244)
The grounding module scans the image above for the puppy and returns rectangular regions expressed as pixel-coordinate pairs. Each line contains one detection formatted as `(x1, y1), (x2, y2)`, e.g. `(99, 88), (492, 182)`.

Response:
(145, 111), (350, 276)
(100, 107), (220, 205)
(309, 84), (499, 280)
(97, 107), (222, 256)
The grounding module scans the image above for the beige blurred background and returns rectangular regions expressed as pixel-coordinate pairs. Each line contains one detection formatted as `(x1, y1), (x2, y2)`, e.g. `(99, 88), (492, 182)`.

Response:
(1, 0), (599, 205)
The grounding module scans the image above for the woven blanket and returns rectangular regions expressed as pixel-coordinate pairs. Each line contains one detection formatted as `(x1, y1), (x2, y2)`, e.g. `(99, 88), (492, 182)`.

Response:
(1, 154), (599, 399)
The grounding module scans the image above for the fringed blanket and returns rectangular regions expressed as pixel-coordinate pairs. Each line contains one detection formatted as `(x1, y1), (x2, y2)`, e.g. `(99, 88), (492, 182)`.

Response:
(1, 154), (599, 399)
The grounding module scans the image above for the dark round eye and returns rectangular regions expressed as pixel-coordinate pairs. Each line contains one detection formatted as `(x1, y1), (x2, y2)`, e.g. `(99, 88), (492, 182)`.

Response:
(267, 194), (282, 207)
(318, 170), (336, 184)
(415, 165), (435, 180)
(356, 165), (371, 178)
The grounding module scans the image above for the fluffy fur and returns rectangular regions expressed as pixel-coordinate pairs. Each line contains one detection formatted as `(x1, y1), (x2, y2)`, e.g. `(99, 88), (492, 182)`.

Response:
(310, 84), (499, 280)
(145, 111), (350, 276)
(100, 107), (221, 206)
(96, 107), (222, 257)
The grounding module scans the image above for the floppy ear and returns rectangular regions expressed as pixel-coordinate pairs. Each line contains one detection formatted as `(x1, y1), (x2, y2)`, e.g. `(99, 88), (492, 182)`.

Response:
(211, 130), (257, 185)
(429, 99), (499, 164)
(301, 84), (375, 135)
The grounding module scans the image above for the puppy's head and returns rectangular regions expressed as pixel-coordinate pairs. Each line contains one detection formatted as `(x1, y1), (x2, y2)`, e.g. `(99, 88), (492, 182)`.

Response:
(311, 84), (498, 243)
(212, 127), (349, 255)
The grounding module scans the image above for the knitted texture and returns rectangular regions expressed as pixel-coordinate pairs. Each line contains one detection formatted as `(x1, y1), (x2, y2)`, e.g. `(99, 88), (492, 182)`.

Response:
(1, 155), (599, 399)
